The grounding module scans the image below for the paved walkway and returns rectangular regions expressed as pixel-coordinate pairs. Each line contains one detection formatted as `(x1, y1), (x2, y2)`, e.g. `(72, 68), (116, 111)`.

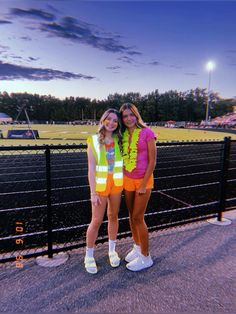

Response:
(1, 211), (236, 313)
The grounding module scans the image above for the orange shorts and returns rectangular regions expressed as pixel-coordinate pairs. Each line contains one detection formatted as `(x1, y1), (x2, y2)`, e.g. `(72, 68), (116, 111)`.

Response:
(97, 174), (123, 197)
(123, 174), (154, 192)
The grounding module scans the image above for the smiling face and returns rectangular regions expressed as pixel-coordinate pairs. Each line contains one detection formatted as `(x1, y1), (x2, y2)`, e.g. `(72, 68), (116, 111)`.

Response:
(103, 112), (119, 133)
(122, 108), (137, 129)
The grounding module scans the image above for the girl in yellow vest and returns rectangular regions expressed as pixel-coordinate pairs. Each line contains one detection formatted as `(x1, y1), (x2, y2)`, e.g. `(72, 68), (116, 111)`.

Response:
(85, 109), (123, 274)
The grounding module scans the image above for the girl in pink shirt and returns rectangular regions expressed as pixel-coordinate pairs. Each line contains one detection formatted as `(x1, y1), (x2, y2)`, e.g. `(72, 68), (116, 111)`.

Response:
(120, 103), (157, 272)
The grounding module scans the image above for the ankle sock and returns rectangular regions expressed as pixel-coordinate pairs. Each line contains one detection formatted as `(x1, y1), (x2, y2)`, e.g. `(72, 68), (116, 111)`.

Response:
(85, 247), (94, 258)
(109, 239), (116, 252)
(134, 244), (141, 252)
(140, 253), (151, 260)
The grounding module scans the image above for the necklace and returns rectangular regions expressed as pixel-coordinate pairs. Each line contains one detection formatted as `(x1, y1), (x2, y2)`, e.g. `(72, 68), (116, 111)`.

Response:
(104, 137), (114, 145)
(122, 128), (141, 172)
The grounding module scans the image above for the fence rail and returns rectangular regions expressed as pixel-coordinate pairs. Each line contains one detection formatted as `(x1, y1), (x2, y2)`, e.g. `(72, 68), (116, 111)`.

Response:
(0, 138), (235, 263)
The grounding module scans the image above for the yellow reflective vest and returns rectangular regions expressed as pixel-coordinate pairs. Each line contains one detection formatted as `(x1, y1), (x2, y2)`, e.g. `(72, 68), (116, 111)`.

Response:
(88, 134), (123, 192)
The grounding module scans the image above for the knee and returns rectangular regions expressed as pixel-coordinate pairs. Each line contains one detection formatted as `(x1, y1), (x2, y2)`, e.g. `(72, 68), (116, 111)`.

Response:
(90, 218), (102, 230)
(107, 212), (118, 222)
(130, 215), (143, 225)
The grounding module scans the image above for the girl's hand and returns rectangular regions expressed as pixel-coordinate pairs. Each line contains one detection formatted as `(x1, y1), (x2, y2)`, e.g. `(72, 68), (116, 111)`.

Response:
(91, 194), (102, 206)
(137, 185), (146, 195)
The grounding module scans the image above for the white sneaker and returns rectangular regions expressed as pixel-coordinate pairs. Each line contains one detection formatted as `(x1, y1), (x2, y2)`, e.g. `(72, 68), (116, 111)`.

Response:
(125, 245), (140, 263)
(126, 254), (153, 272)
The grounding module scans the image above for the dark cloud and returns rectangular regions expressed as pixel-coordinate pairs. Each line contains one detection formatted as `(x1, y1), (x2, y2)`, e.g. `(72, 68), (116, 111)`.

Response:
(11, 56), (23, 60)
(0, 20), (12, 24)
(0, 44), (9, 49)
(20, 36), (32, 41)
(10, 8), (55, 21)
(38, 17), (141, 55)
(8, 7), (141, 56)
(149, 61), (161, 66)
(28, 57), (39, 61)
(117, 56), (134, 64)
(106, 66), (121, 70)
(0, 61), (95, 81)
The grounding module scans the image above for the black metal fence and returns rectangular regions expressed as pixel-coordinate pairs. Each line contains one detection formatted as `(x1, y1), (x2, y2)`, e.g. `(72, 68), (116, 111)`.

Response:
(0, 138), (235, 263)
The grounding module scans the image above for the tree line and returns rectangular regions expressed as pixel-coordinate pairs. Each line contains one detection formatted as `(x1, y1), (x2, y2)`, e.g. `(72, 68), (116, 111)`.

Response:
(0, 88), (234, 122)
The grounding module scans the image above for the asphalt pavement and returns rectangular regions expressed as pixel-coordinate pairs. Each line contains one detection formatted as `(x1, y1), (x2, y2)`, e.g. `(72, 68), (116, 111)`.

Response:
(1, 210), (235, 313)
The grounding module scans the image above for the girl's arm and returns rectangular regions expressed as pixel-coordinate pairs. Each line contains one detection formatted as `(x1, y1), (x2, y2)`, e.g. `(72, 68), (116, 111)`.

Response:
(87, 144), (101, 205)
(137, 139), (157, 194)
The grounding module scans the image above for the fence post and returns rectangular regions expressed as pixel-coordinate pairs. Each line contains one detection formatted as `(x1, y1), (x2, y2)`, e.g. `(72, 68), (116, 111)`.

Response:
(45, 146), (53, 258)
(218, 136), (231, 221)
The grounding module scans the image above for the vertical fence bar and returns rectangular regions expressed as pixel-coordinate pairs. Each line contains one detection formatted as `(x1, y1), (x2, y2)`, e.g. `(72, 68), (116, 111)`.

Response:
(45, 146), (53, 258)
(218, 137), (231, 221)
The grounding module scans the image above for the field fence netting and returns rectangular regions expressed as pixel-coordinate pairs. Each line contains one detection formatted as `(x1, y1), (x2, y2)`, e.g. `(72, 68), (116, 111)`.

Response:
(0, 139), (234, 262)
(226, 140), (236, 209)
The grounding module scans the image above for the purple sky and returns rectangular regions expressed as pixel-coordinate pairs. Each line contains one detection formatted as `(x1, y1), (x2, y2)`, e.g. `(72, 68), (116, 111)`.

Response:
(0, 1), (235, 100)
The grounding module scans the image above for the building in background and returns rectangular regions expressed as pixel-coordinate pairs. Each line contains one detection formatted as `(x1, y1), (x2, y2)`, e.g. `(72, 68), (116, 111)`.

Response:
(0, 112), (12, 124)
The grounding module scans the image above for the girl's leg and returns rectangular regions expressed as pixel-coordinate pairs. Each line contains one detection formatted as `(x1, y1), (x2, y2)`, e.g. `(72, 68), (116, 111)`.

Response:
(107, 192), (122, 267)
(131, 190), (152, 256)
(124, 190), (139, 244)
(86, 196), (108, 248)
(85, 196), (108, 274)
(107, 192), (122, 241)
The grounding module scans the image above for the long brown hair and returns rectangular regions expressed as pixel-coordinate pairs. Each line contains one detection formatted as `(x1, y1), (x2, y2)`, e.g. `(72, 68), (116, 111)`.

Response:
(119, 103), (146, 132)
(97, 108), (122, 146)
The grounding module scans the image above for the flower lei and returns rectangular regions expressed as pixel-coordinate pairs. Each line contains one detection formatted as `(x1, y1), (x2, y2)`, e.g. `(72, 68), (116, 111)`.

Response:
(122, 128), (141, 172)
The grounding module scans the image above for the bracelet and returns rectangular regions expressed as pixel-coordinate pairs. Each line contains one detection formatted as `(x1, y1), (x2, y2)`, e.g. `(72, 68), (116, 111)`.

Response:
(90, 193), (97, 196)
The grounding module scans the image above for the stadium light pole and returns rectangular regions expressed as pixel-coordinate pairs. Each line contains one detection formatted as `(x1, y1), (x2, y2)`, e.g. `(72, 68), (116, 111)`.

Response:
(205, 61), (215, 123)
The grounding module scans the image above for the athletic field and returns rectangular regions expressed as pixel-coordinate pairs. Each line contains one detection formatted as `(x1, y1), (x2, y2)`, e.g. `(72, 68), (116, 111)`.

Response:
(0, 124), (236, 146)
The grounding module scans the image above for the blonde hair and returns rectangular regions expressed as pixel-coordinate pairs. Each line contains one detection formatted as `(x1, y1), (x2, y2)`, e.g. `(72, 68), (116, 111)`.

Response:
(97, 108), (122, 146)
(119, 103), (146, 131)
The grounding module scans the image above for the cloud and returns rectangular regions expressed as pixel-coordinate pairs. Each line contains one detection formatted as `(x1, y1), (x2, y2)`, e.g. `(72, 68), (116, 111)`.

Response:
(9, 8), (141, 56)
(10, 8), (55, 21)
(11, 56), (23, 60)
(0, 44), (9, 53)
(184, 72), (197, 76)
(20, 36), (32, 41)
(28, 57), (39, 61)
(46, 4), (62, 14)
(149, 61), (161, 66)
(117, 56), (135, 64)
(226, 54), (236, 66)
(225, 50), (236, 54)
(39, 16), (141, 55)
(0, 61), (95, 81)
(0, 42), (38, 64)
(169, 64), (183, 69)
(148, 60), (184, 69)
(0, 20), (12, 24)
(106, 66), (121, 70)
(0, 44), (9, 49)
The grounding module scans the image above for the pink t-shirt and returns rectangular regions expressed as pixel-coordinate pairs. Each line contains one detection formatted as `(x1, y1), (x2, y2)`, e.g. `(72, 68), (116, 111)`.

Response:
(124, 127), (156, 179)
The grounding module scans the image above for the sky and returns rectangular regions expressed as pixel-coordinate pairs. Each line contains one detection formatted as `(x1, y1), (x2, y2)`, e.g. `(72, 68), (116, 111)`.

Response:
(0, 0), (235, 100)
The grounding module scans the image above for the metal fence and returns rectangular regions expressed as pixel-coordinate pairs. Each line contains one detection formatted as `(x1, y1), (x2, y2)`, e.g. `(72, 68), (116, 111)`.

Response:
(0, 138), (235, 263)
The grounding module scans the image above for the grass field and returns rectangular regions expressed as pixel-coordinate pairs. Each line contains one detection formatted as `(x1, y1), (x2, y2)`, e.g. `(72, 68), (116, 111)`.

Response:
(0, 124), (236, 146)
